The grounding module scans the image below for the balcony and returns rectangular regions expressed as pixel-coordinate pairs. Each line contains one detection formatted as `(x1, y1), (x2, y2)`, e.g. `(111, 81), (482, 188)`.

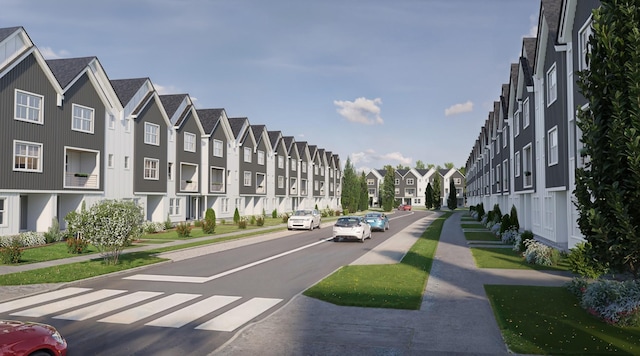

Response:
(65, 172), (99, 189)
(181, 179), (198, 192)
(210, 182), (224, 193)
(180, 163), (198, 192)
(64, 148), (99, 189)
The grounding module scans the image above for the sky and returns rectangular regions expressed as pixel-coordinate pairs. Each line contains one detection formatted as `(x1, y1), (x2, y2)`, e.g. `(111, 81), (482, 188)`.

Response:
(2, 0), (541, 173)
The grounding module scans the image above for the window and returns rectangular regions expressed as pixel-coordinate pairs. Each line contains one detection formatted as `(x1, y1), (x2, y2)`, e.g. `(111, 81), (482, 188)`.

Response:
(244, 147), (252, 163)
(495, 164), (500, 190)
(13, 141), (42, 172)
(579, 18), (593, 70)
(314, 165), (318, 175)
(124, 156), (130, 169)
(502, 159), (508, 192)
(0, 198), (4, 226)
(367, 179), (374, 185)
(394, 178), (400, 185)
(523, 98), (530, 128)
(514, 111), (521, 136)
(72, 104), (94, 133)
(454, 178), (461, 185)
(503, 127), (508, 148)
(144, 123), (160, 145)
(257, 150), (265, 165)
(278, 156), (284, 169)
(547, 64), (557, 106)
(407, 178), (414, 185)
(278, 175), (284, 188)
(523, 144), (533, 187)
(184, 132), (196, 152)
(301, 162), (306, 173)
(168, 162), (173, 180)
(213, 139), (223, 157)
(291, 158), (297, 171)
(108, 114), (115, 129)
(108, 154), (114, 168)
(15, 90), (43, 124)
(244, 171), (251, 186)
(144, 158), (159, 180)
(515, 151), (521, 177)
(548, 126), (558, 166)
(170, 198), (180, 215)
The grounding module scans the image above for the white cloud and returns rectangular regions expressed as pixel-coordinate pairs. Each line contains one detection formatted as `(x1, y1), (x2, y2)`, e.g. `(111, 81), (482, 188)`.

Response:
(39, 47), (70, 59)
(334, 97), (384, 125)
(350, 149), (411, 168)
(444, 101), (473, 116)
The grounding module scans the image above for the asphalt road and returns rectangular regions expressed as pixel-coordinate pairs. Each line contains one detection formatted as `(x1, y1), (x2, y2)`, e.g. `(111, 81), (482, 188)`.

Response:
(0, 211), (424, 355)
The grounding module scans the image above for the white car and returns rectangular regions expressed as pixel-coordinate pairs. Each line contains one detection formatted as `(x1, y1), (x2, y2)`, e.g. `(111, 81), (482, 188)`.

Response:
(287, 209), (321, 230)
(332, 216), (372, 242)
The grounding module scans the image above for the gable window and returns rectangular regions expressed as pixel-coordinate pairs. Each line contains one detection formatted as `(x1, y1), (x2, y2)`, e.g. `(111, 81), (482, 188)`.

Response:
(278, 156), (284, 169)
(514, 111), (521, 137)
(0, 198), (5, 226)
(244, 147), (252, 163)
(548, 126), (558, 166)
(184, 132), (196, 152)
(367, 179), (374, 185)
(515, 151), (521, 177)
(14, 140), (42, 172)
(547, 63), (557, 106)
(407, 178), (414, 185)
(314, 165), (318, 175)
(244, 171), (251, 186)
(15, 90), (43, 124)
(454, 178), (461, 185)
(579, 18), (594, 70)
(144, 158), (159, 180)
(213, 139), (223, 157)
(257, 150), (265, 165)
(503, 127), (508, 148)
(301, 162), (307, 173)
(72, 104), (94, 133)
(144, 123), (160, 145)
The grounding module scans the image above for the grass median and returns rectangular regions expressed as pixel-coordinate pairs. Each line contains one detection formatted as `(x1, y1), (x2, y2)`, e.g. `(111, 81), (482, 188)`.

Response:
(471, 247), (570, 271)
(303, 212), (450, 310)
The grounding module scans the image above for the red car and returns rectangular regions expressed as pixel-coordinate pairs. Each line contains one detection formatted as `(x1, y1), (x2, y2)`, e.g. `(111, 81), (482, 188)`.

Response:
(0, 320), (67, 356)
(398, 204), (412, 211)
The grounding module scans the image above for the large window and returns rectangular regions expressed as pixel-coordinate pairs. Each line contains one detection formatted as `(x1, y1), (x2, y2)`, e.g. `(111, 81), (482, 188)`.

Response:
(144, 123), (160, 145)
(407, 178), (414, 185)
(244, 147), (252, 163)
(257, 150), (265, 165)
(547, 64), (557, 106)
(72, 104), (94, 133)
(14, 140), (42, 172)
(15, 90), (43, 124)
(244, 171), (251, 186)
(144, 158), (159, 180)
(579, 18), (593, 70)
(184, 132), (196, 152)
(213, 139), (223, 157)
(548, 126), (558, 166)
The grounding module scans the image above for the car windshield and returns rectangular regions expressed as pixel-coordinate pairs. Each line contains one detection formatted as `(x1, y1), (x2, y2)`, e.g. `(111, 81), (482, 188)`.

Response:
(335, 217), (360, 227)
(364, 213), (381, 219)
(293, 210), (312, 216)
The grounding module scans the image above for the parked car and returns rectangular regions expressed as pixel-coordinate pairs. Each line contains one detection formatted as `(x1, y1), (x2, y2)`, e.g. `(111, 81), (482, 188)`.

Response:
(364, 212), (389, 231)
(0, 320), (67, 356)
(332, 216), (372, 242)
(287, 209), (321, 230)
(398, 204), (412, 211)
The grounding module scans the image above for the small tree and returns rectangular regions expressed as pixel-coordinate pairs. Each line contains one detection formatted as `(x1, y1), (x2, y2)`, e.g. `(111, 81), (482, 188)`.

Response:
(509, 205), (520, 231)
(233, 207), (240, 224)
(359, 172), (368, 211)
(341, 158), (359, 213)
(447, 179), (457, 210)
(425, 183), (434, 209)
(381, 166), (396, 211)
(202, 208), (216, 234)
(432, 174), (442, 210)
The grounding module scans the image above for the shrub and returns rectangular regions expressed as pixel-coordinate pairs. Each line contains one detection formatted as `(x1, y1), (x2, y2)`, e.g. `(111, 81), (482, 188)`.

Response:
(202, 208), (216, 234)
(193, 220), (203, 228)
(233, 208), (240, 224)
(256, 216), (264, 226)
(66, 235), (89, 254)
(272, 209), (278, 219)
(499, 214), (511, 234)
(220, 219), (226, 225)
(19, 231), (46, 247)
(143, 221), (159, 234)
(164, 214), (173, 230)
(501, 229), (520, 245)
(490, 223), (501, 235)
(486, 211), (495, 225)
(476, 203), (485, 221)
(44, 218), (64, 244)
(249, 215), (257, 225)
(523, 239), (560, 266)
(565, 277), (590, 297)
(281, 213), (290, 223)
(176, 222), (192, 237)
(568, 242), (608, 279)
(238, 218), (247, 229)
(492, 204), (502, 221)
(514, 230), (534, 252)
(0, 236), (22, 264)
(580, 279), (640, 327)
(509, 205), (520, 231)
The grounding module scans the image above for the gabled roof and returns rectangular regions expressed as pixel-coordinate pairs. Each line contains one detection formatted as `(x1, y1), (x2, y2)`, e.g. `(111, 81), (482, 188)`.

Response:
(110, 78), (149, 106)
(159, 94), (187, 118)
(0, 26), (22, 42)
(228, 117), (249, 141)
(197, 108), (224, 134)
(282, 136), (295, 155)
(295, 141), (308, 160)
(396, 169), (410, 177)
(267, 130), (282, 150)
(46, 57), (95, 88)
(250, 124), (268, 148)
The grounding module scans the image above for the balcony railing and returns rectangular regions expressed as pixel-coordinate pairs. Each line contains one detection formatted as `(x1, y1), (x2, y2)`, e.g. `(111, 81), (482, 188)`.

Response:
(181, 179), (198, 192)
(65, 172), (99, 189)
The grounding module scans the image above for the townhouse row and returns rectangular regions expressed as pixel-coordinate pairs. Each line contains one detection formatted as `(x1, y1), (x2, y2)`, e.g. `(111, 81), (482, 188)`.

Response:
(366, 168), (466, 208)
(0, 26), (342, 237)
(465, 0), (600, 250)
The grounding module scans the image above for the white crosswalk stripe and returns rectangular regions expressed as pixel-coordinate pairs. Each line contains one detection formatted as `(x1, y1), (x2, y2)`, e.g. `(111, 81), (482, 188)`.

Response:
(1, 287), (283, 332)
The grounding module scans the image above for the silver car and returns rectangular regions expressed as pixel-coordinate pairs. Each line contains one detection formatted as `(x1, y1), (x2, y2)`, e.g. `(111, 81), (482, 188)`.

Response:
(287, 209), (321, 230)
(332, 216), (372, 242)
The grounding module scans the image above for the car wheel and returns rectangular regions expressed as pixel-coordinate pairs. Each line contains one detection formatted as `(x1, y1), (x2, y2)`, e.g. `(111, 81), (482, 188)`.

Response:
(360, 233), (365, 243)
(333, 237), (338, 242)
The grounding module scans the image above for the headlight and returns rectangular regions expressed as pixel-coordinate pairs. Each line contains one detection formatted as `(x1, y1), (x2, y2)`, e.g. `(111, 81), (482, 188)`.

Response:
(51, 330), (66, 345)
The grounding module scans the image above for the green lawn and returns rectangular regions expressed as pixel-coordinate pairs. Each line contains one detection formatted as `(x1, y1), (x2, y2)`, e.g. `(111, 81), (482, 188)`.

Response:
(486, 285), (640, 355)
(464, 231), (499, 241)
(303, 213), (450, 309)
(461, 223), (485, 229)
(471, 247), (570, 271)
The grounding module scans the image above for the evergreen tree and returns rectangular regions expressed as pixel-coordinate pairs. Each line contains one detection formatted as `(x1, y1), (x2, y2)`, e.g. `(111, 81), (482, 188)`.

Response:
(574, 0), (640, 277)
(432, 174), (442, 209)
(359, 171), (368, 211)
(340, 158), (359, 213)
(425, 183), (434, 209)
(382, 166), (396, 211)
(203, 208), (216, 234)
(447, 179), (457, 210)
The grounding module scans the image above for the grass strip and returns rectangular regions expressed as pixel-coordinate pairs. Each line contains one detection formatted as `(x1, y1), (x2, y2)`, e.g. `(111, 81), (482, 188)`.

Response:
(485, 285), (640, 355)
(461, 223), (486, 229)
(471, 247), (570, 271)
(464, 231), (499, 241)
(303, 212), (450, 310)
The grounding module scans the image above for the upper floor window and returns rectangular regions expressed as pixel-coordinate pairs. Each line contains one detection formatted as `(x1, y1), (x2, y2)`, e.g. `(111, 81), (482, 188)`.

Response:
(184, 132), (196, 152)
(144, 158), (159, 180)
(301, 162), (307, 173)
(278, 156), (284, 169)
(515, 151), (521, 177)
(257, 150), (265, 165)
(548, 126), (558, 166)
(523, 98), (530, 128)
(243, 171), (251, 186)
(291, 158), (297, 171)
(394, 178), (400, 185)
(367, 179), (374, 185)
(213, 139), (223, 157)
(407, 178), (414, 185)
(15, 90), (43, 124)
(547, 64), (557, 106)
(13, 140), (42, 172)
(454, 178), (461, 185)
(244, 147), (252, 163)
(144, 122), (160, 145)
(72, 104), (94, 133)
(579, 18), (594, 70)
(503, 127), (508, 148)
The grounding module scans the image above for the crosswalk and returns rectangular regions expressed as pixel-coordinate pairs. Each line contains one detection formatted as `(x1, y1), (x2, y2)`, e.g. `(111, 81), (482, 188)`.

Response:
(0, 287), (282, 332)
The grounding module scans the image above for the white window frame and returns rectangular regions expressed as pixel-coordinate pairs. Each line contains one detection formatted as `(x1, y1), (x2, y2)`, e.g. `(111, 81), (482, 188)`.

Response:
(548, 126), (558, 166)
(394, 178), (400, 185)
(144, 158), (159, 180)
(367, 179), (374, 185)
(454, 178), (461, 185)
(244, 171), (251, 186)
(502, 159), (508, 192)
(15, 89), (43, 124)
(108, 114), (116, 130)
(0, 197), (5, 226)
(278, 156), (284, 169)
(523, 144), (533, 188)
(503, 127), (507, 148)
(523, 98), (530, 128)
(184, 132), (196, 152)
(72, 104), (95, 133)
(546, 63), (557, 106)
(407, 178), (414, 185)
(278, 175), (284, 188)
(144, 122), (160, 146)
(244, 147), (252, 163)
(579, 17), (594, 70)
(291, 158), (297, 171)
(301, 162), (307, 173)
(213, 139), (223, 157)
(108, 154), (114, 169)
(515, 151), (521, 177)
(13, 140), (42, 172)
(170, 198), (181, 216)
(257, 150), (265, 165)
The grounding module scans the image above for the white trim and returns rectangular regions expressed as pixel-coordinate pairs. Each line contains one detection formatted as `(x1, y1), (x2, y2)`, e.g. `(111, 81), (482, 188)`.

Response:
(14, 89), (44, 125)
(71, 103), (95, 134)
(546, 63), (557, 106)
(13, 140), (43, 172)
(144, 157), (160, 180)
(144, 122), (160, 146)
(547, 126), (558, 166)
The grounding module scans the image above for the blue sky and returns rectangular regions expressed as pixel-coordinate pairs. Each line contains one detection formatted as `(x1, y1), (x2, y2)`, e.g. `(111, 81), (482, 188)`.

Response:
(2, 0), (540, 173)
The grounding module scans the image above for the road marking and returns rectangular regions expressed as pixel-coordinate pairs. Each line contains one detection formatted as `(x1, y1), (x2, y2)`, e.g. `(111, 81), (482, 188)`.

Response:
(98, 293), (200, 324)
(124, 239), (327, 283)
(10, 289), (126, 317)
(0, 287), (91, 314)
(54, 291), (163, 321)
(196, 297), (282, 332)
(145, 295), (240, 328)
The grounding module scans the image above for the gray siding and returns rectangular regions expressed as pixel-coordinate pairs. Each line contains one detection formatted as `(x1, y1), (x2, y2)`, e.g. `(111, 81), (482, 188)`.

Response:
(274, 144), (287, 196)
(134, 100), (167, 193)
(176, 112), (201, 191)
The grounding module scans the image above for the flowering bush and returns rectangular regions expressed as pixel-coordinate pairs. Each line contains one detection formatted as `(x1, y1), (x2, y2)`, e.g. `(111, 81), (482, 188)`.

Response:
(490, 223), (501, 235)
(513, 230), (534, 252)
(580, 279), (640, 327)
(501, 229), (520, 245)
(523, 239), (560, 266)
(142, 221), (165, 234)
(565, 277), (590, 297)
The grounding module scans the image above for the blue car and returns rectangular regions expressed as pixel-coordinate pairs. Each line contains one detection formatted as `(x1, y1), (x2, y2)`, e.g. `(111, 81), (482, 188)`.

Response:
(363, 212), (389, 232)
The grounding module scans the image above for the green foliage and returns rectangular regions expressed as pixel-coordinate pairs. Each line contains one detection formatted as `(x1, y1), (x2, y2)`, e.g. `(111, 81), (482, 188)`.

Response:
(432, 174), (441, 210)
(249, 215), (256, 225)
(499, 214), (511, 234)
(425, 183), (434, 209)
(0, 236), (22, 264)
(66, 235), (89, 254)
(447, 179), (457, 210)
(202, 208), (216, 234)
(476, 203), (485, 221)
(382, 166), (396, 211)
(43, 218), (63, 244)
(233, 208), (240, 224)
(509, 205), (520, 231)
(281, 213), (289, 223)
(256, 216), (264, 226)
(164, 214), (173, 230)
(271, 209), (278, 219)
(492, 204), (502, 220)
(238, 218), (247, 229)
(359, 171), (368, 211)
(567, 242), (609, 279)
(341, 158), (360, 213)
(518, 230), (535, 253)
(580, 279), (640, 327)
(176, 222), (192, 237)
(574, 0), (640, 278)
